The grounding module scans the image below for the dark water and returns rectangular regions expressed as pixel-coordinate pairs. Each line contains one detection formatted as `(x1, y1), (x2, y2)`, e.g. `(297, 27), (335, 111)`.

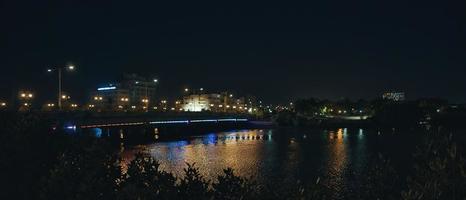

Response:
(120, 128), (450, 198)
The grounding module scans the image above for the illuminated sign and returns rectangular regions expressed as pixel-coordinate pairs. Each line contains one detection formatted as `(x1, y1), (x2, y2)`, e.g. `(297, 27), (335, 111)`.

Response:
(97, 86), (116, 91)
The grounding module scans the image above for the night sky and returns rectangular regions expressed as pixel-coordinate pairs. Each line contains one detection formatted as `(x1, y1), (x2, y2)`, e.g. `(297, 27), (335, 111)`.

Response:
(1, 0), (465, 104)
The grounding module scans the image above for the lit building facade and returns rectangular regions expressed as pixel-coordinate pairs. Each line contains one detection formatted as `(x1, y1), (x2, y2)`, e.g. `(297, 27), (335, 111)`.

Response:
(90, 85), (130, 111)
(181, 91), (258, 113)
(90, 74), (158, 111)
(182, 93), (222, 112)
(382, 92), (406, 101)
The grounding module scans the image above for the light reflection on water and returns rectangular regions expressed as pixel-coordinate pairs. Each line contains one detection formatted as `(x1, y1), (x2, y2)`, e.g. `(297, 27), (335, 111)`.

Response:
(121, 128), (410, 198)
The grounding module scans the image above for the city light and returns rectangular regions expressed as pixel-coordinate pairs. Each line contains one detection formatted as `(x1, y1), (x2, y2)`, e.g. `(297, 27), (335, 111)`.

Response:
(120, 98), (129, 102)
(153, 79), (158, 83)
(19, 92), (33, 99)
(97, 86), (116, 91)
(94, 96), (103, 101)
(1, 102), (6, 107)
(68, 65), (75, 70)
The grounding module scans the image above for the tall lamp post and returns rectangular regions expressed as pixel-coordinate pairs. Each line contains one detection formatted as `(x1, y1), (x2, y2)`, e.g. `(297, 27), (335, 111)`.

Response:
(143, 78), (158, 111)
(47, 65), (75, 110)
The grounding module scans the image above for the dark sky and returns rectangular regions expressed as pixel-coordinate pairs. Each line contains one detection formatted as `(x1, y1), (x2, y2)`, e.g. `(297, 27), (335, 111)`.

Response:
(1, 0), (465, 104)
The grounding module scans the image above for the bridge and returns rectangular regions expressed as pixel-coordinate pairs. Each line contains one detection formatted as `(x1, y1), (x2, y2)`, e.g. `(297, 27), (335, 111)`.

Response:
(79, 118), (249, 129)
(57, 112), (271, 138)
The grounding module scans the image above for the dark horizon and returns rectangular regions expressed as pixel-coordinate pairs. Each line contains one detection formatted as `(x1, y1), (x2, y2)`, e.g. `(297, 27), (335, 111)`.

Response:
(1, 0), (465, 104)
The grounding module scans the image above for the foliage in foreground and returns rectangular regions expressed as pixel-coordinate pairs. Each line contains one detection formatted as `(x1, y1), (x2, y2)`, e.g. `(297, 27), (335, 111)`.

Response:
(41, 150), (329, 200)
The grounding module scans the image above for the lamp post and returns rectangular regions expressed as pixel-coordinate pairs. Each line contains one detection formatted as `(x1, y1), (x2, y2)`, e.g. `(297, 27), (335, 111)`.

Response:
(47, 65), (75, 110)
(142, 78), (158, 112)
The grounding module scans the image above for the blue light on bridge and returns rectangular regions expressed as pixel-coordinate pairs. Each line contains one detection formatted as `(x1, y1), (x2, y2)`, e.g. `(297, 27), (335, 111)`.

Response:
(191, 119), (218, 123)
(63, 123), (77, 134)
(82, 118), (249, 128)
(149, 120), (189, 124)
(217, 119), (238, 122)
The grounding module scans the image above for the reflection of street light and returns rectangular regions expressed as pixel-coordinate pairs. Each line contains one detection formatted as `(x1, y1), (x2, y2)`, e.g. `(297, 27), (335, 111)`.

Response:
(47, 64), (75, 110)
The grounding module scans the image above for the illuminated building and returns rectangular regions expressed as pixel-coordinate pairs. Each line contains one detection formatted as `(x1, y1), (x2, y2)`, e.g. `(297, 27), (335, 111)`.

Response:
(182, 93), (222, 112)
(91, 74), (158, 111)
(91, 84), (130, 111)
(181, 91), (256, 113)
(382, 92), (405, 101)
(122, 74), (158, 108)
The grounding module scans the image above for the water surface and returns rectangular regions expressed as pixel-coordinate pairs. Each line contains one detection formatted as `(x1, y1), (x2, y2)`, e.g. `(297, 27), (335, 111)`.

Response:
(121, 128), (424, 198)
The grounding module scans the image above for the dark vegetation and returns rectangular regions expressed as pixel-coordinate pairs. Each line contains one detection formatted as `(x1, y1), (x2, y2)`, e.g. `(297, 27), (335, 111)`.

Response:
(276, 98), (466, 128)
(1, 112), (465, 199)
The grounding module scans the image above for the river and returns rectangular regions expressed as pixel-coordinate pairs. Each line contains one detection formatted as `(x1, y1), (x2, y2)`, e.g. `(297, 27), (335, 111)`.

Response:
(119, 127), (461, 199)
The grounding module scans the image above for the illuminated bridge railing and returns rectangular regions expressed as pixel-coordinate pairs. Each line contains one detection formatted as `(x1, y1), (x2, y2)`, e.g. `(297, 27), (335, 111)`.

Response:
(80, 118), (248, 129)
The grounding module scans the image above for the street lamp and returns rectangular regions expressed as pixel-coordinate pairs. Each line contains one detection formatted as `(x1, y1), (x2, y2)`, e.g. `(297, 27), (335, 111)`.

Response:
(142, 78), (158, 112)
(47, 65), (75, 110)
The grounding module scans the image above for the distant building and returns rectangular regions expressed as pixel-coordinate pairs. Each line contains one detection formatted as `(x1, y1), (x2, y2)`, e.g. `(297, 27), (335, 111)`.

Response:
(90, 74), (158, 111)
(182, 93), (222, 112)
(382, 92), (405, 101)
(181, 91), (257, 113)
(90, 85), (130, 111)
(121, 74), (158, 107)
